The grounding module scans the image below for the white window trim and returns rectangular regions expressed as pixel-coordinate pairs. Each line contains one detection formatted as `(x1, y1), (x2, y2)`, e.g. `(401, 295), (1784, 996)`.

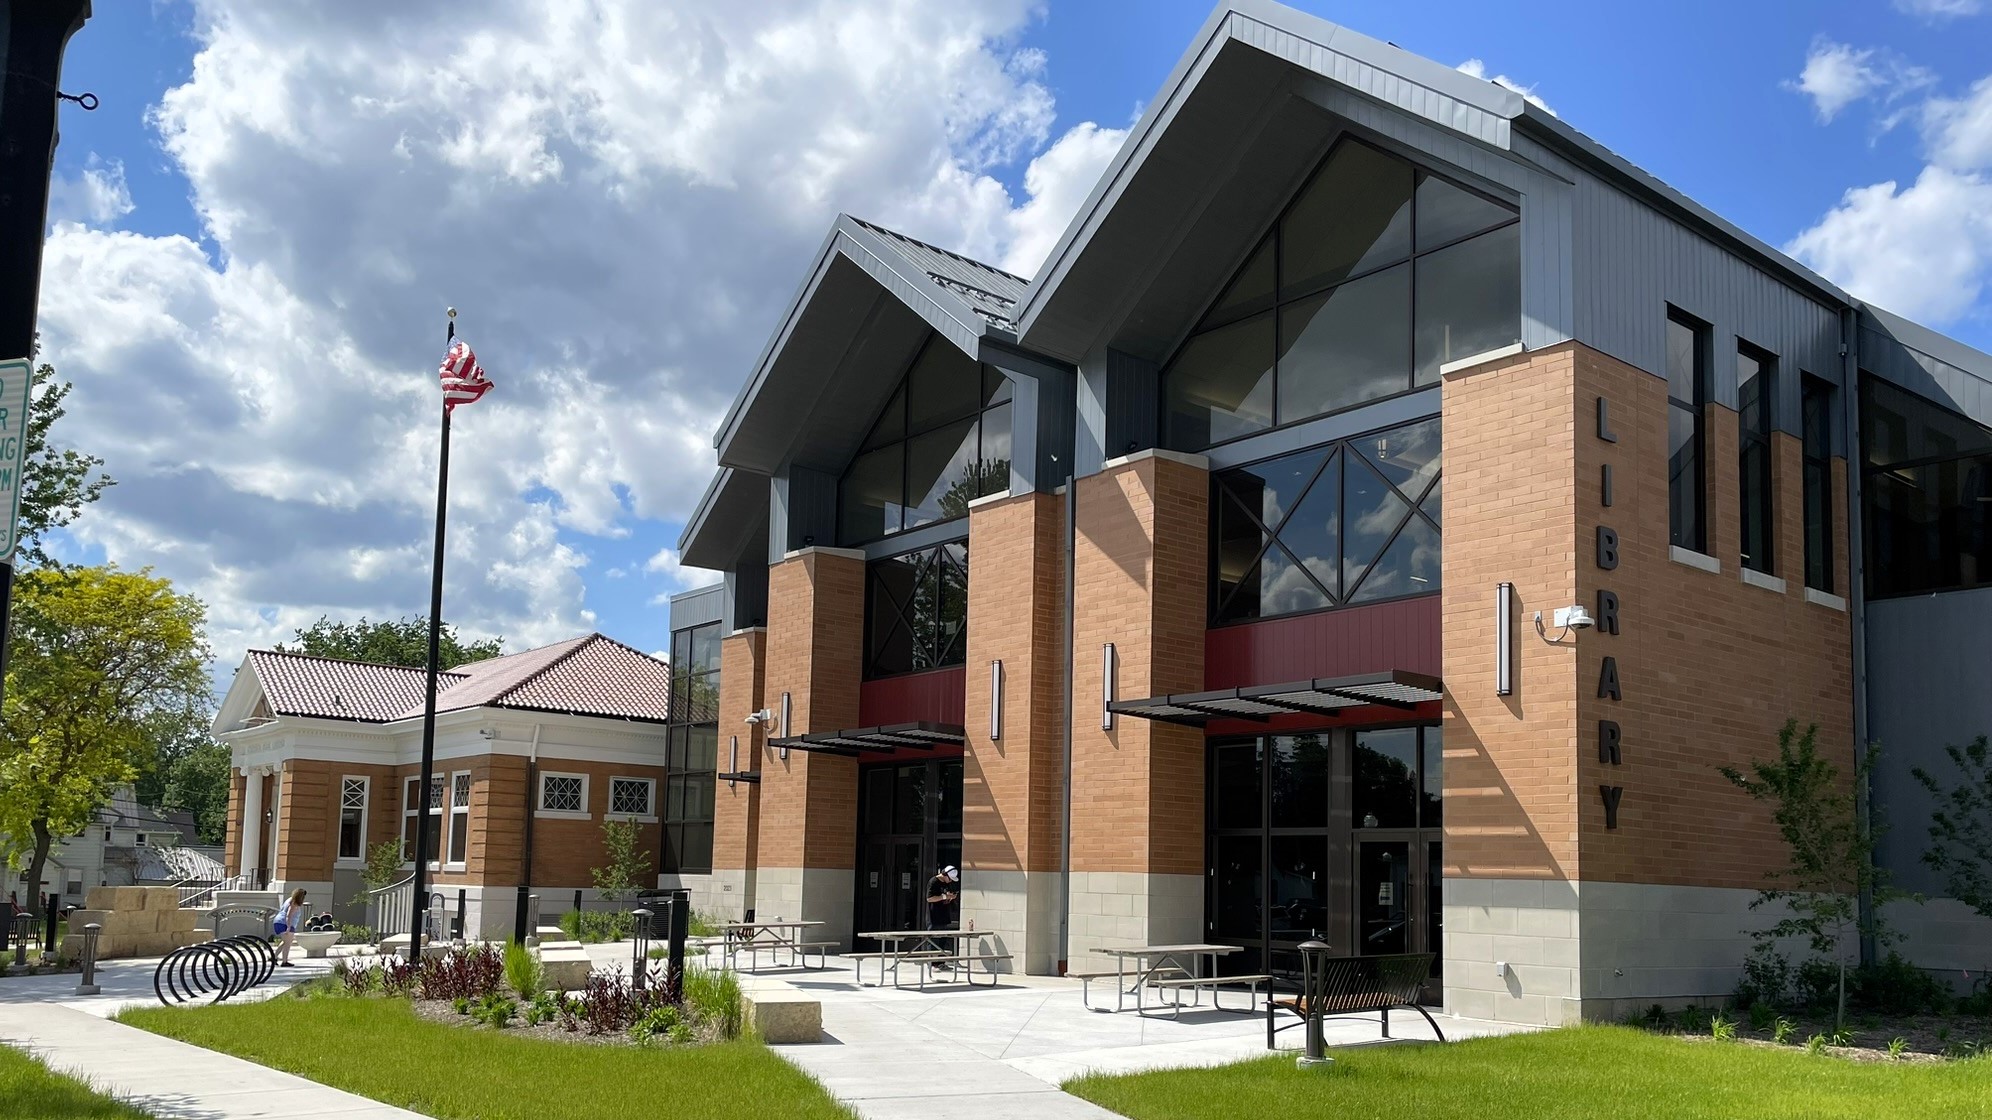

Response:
(606, 776), (658, 824)
(537, 771), (591, 821)
(335, 775), (370, 867)
(400, 775), (445, 871)
(445, 770), (472, 869)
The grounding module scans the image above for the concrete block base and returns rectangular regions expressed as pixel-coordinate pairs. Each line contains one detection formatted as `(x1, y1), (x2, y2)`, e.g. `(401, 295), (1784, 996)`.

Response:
(743, 991), (821, 1043)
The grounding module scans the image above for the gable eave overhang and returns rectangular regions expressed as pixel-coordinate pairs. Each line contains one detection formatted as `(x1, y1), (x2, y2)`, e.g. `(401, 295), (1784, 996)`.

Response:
(712, 215), (1013, 476)
(1013, 0), (1524, 361)
(677, 466), (770, 571)
(211, 654), (264, 737)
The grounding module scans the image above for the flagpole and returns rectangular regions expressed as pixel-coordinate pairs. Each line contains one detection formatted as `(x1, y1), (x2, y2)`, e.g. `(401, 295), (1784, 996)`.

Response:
(408, 308), (456, 956)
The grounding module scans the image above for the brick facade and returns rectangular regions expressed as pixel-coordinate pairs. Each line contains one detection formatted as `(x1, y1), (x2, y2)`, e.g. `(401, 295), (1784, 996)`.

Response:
(758, 549), (864, 871)
(713, 628), (766, 873)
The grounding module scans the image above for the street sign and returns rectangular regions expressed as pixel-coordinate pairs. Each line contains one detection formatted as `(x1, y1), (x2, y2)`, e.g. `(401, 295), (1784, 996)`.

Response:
(0, 358), (31, 557)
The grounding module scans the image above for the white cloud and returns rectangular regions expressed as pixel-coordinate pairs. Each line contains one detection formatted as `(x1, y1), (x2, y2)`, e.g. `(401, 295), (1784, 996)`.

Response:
(643, 546), (719, 606)
(1786, 39), (1936, 123)
(1787, 167), (1992, 324)
(1455, 59), (1555, 116)
(1894, 0), (1982, 20)
(48, 156), (134, 227)
(39, 0), (1121, 672)
(1924, 75), (1992, 170)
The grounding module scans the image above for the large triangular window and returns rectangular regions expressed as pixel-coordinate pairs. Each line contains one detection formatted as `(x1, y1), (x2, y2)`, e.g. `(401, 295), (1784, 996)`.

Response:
(1164, 138), (1517, 452)
(839, 336), (1013, 545)
(1212, 416), (1440, 624)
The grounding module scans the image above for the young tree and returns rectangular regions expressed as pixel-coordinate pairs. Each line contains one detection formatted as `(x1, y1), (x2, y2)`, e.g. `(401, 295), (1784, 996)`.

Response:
(351, 839), (406, 913)
(0, 567), (210, 918)
(1912, 735), (1992, 921)
(1719, 720), (1898, 1033)
(590, 818), (652, 904)
(15, 362), (115, 569)
(279, 615), (502, 669)
(160, 741), (232, 845)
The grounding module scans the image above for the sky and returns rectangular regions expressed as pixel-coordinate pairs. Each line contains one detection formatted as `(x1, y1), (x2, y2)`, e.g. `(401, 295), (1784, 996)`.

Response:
(32, 0), (1992, 687)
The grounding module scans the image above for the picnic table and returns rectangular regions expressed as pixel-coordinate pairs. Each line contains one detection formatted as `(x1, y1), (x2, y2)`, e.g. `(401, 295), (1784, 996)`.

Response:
(717, 919), (829, 971)
(1078, 943), (1266, 1016)
(850, 929), (1009, 990)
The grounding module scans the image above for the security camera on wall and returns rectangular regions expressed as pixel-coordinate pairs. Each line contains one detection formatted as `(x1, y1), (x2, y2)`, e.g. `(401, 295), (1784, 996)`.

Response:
(1552, 606), (1594, 630)
(745, 709), (775, 725)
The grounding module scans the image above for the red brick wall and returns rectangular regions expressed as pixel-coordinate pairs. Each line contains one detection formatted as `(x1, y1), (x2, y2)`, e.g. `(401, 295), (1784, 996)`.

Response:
(1070, 454), (1209, 877)
(714, 629), (766, 872)
(758, 550), (864, 870)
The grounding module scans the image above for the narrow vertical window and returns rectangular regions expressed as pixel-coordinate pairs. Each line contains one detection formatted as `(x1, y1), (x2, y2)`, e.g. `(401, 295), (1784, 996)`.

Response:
(1802, 376), (1834, 592)
(1666, 310), (1709, 553)
(447, 772), (471, 865)
(1737, 343), (1776, 574)
(338, 778), (368, 861)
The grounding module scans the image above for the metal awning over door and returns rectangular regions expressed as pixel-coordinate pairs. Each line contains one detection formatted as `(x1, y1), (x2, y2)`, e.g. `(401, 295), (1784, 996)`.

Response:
(1107, 669), (1442, 727)
(768, 721), (966, 757)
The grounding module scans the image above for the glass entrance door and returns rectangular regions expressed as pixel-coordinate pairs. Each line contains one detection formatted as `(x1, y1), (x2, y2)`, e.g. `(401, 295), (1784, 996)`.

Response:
(855, 839), (923, 950)
(852, 758), (964, 951)
(1355, 839), (1414, 956)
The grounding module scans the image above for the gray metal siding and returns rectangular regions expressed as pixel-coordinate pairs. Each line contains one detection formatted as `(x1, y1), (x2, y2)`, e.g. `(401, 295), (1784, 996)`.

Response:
(1105, 349), (1159, 460)
(667, 584), (727, 633)
(1861, 315), (1992, 429)
(1567, 168), (1845, 435)
(1866, 589), (1992, 895)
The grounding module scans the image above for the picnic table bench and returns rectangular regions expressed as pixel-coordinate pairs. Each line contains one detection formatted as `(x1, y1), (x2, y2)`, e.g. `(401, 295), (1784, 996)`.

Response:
(852, 929), (1011, 990)
(1265, 949), (1443, 1050)
(1078, 944), (1270, 1017)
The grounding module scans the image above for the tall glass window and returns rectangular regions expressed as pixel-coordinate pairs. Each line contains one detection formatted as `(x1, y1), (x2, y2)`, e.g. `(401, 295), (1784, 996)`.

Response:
(839, 340), (1012, 544)
(1667, 309), (1709, 553)
(1163, 139), (1517, 451)
(665, 621), (721, 873)
(1801, 375), (1835, 592)
(1210, 416), (1440, 625)
(1737, 343), (1776, 574)
(865, 542), (969, 678)
(1861, 375), (1992, 598)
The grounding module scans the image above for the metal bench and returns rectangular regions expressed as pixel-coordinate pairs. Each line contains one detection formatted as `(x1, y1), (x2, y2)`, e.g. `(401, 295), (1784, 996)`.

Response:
(1265, 948), (1443, 1052)
(911, 951), (1011, 989)
(846, 948), (951, 987)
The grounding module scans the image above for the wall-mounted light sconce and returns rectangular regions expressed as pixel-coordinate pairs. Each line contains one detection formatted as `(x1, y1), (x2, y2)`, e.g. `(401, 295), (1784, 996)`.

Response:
(779, 691), (792, 759)
(989, 660), (1003, 741)
(1101, 643), (1117, 731)
(1534, 605), (1594, 644)
(728, 735), (739, 785)
(1495, 582), (1514, 696)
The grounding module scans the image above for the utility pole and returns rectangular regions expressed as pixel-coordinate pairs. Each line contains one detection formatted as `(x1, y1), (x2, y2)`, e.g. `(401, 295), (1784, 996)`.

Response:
(0, 0), (92, 922)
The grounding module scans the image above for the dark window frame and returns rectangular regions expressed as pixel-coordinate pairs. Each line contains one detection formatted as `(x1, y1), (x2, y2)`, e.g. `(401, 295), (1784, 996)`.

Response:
(1162, 136), (1519, 453)
(1801, 374), (1835, 593)
(1737, 340), (1777, 575)
(836, 338), (1013, 547)
(1667, 308), (1710, 554)
(863, 540), (971, 680)
(1207, 416), (1441, 628)
(663, 620), (721, 874)
(1859, 374), (1992, 601)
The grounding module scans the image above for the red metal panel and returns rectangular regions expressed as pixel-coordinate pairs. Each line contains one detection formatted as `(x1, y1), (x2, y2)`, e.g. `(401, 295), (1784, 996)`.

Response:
(1203, 595), (1440, 690)
(859, 666), (967, 727)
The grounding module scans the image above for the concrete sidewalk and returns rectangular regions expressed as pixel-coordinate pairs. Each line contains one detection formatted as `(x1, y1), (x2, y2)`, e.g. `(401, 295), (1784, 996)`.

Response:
(0, 953), (422, 1119)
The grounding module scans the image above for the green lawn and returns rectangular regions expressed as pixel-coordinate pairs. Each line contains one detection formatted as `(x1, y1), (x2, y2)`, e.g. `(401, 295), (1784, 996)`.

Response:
(0, 1044), (153, 1119)
(117, 992), (853, 1120)
(1065, 1026), (1992, 1120)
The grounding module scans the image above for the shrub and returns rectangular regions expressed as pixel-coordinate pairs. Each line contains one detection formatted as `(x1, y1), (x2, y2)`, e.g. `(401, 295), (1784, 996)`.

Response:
(524, 991), (562, 1026)
(418, 944), (504, 1002)
(380, 955), (420, 996)
(1747, 1003), (1774, 1032)
(1773, 1017), (1797, 1045)
(1795, 958), (1842, 1011)
(1887, 1036), (1909, 1060)
(452, 996), (472, 1016)
(557, 909), (634, 944)
(1733, 946), (1790, 1010)
(628, 1004), (682, 1046)
(503, 940), (545, 996)
(1806, 1033), (1829, 1054)
(1850, 952), (1950, 1015)
(683, 962), (743, 1040)
(473, 993), (517, 1028)
(591, 818), (652, 904)
(1709, 1013), (1736, 1041)
(339, 923), (375, 945)
(337, 961), (382, 996)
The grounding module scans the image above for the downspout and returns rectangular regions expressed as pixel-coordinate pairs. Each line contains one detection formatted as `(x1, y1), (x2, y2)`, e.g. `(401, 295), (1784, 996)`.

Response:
(1058, 472), (1076, 976)
(520, 724), (542, 934)
(1841, 306), (1876, 966)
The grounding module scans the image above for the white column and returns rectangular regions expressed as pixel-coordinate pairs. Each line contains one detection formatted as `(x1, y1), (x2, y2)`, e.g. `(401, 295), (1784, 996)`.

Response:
(265, 766), (284, 886)
(239, 769), (263, 881)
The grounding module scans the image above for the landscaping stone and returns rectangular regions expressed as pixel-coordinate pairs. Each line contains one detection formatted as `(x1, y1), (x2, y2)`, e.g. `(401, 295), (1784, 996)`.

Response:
(742, 990), (821, 1044)
(538, 940), (592, 992)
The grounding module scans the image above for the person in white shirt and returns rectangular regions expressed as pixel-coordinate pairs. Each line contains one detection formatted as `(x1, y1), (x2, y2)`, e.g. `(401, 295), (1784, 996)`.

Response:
(273, 888), (307, 967)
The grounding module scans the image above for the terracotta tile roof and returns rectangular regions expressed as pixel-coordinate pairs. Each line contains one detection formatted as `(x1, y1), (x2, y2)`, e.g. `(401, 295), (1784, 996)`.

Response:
(244, 634), (673, 724)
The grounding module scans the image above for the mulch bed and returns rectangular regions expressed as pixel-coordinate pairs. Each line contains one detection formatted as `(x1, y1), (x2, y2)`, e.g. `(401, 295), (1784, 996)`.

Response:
(407, 997), (695, 1047)
(1658, 1012), (1992, 1062)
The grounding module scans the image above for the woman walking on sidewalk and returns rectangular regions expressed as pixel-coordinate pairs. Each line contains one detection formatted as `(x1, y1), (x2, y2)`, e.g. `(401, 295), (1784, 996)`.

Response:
(273, 888), (306, 967)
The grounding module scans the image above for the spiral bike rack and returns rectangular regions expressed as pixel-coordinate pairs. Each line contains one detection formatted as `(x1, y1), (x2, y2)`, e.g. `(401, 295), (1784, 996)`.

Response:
(154, 904), (280, 1005)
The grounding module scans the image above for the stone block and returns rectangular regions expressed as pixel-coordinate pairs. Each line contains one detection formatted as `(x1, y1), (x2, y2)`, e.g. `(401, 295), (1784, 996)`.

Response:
(59, 935), (83, 960)
(112, 886), (146, 911)
(143, 887), (181, 911)
(742, 991), (821, 1043)
(539, 945), (592, 993)
(168, 908), (200, 933)
(67, 909), (111, 931)
(84, 886), (116, 911)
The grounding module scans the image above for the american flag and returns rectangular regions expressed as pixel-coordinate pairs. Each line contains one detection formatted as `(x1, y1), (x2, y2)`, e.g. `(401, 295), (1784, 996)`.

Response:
(438, 339), (494, 411)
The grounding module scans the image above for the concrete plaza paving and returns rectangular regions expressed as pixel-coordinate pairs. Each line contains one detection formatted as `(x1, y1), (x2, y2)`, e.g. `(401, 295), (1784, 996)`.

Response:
(587, 942), (1527, 1120)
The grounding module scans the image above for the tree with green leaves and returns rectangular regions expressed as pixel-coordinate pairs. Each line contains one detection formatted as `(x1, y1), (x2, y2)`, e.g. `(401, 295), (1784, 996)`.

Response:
(160, 740), (232, 845)
(278, 615), (502, 669)
(591, 817), (652, 904)
(1912, 735), (1992, 921)
(1719, 720), (1900, 1034)
(16, 362), (114, 568)
(0, 567), (210, 918)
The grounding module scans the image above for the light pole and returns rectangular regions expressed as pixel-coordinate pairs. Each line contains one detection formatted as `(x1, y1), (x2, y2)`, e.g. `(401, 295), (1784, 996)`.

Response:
(0, 0), (92, 925)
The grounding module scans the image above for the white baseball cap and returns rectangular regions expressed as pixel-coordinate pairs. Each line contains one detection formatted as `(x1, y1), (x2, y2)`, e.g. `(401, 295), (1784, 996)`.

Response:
(942, 865), (959, 880)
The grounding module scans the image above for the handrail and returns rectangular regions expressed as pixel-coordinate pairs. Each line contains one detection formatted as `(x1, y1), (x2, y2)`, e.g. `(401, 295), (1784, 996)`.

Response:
(366, 871), (417, 944)
(179, 873), (251, 909)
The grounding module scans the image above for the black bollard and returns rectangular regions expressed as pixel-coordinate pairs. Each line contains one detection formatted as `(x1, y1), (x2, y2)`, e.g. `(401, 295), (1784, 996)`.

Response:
(665, 888), (689, 1003)
(43, 895), (56, 957)
(513, 884), (529, 945)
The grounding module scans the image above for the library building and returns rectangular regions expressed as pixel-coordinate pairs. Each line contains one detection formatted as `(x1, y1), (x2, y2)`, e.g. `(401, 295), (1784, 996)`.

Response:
(653, 0), (1992, 1026)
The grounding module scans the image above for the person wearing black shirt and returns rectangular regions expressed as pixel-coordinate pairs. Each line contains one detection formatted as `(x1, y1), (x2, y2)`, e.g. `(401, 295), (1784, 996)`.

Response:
(925, 865), (959, 930)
